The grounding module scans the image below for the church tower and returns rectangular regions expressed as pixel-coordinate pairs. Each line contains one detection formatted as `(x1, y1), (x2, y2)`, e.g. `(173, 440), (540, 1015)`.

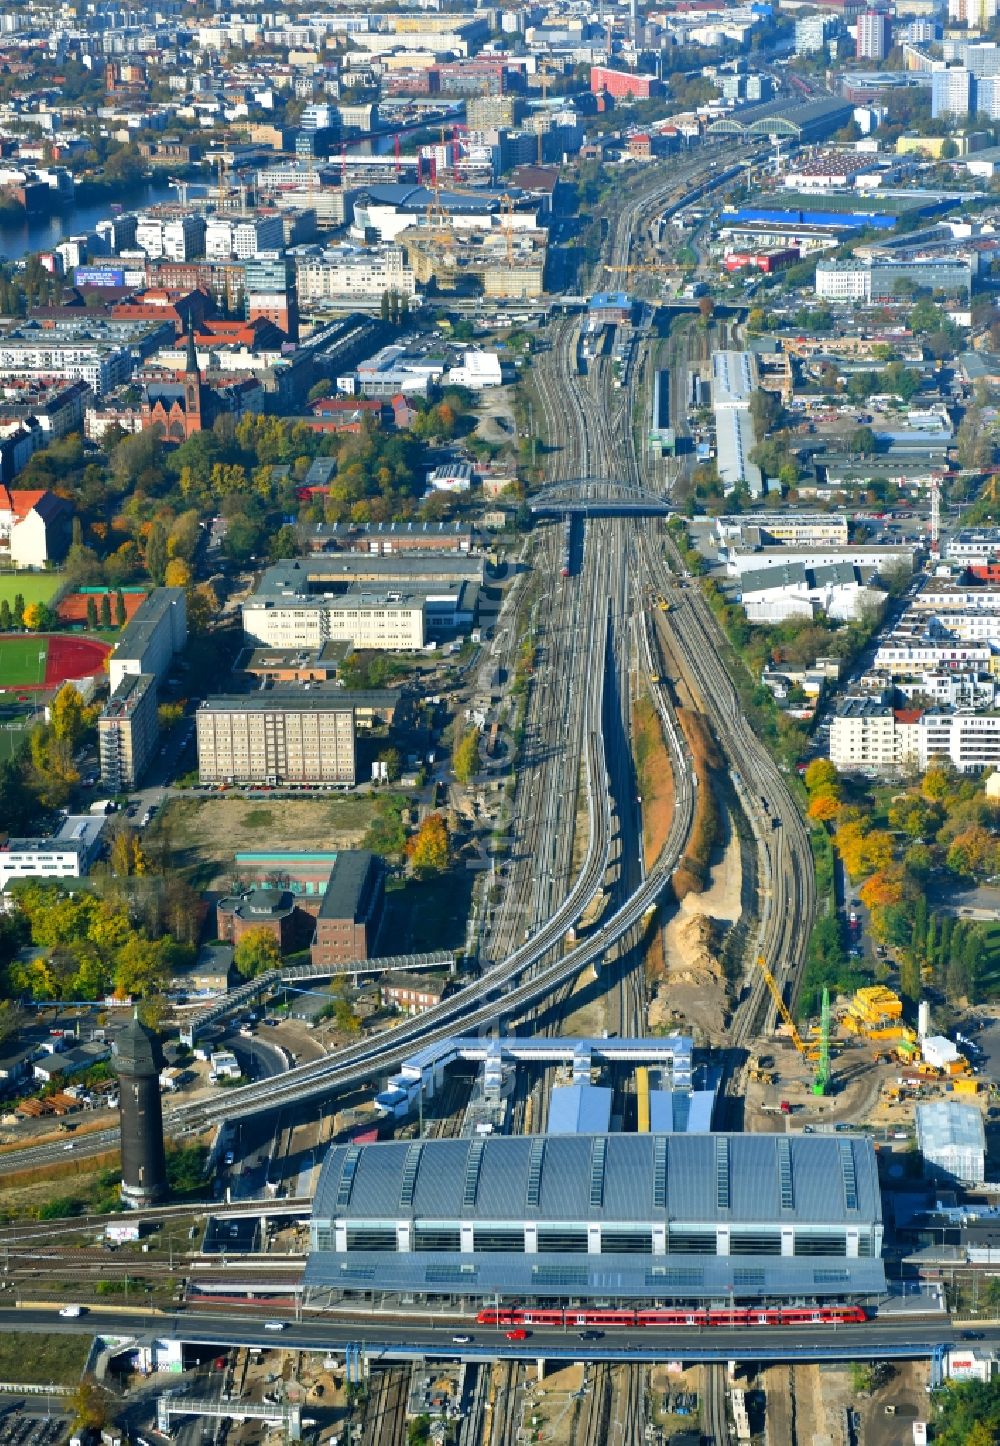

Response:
(183, 321), (203, 436)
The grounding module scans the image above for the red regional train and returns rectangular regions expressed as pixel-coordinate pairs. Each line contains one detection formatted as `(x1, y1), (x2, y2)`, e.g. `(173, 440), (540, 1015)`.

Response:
(477, 1305), (867, 1329)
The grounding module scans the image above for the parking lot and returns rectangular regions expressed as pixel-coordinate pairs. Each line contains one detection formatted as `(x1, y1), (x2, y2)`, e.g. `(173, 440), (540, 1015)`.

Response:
(0, 1405), (69, 1446)
(202, 1217), (260, 1255)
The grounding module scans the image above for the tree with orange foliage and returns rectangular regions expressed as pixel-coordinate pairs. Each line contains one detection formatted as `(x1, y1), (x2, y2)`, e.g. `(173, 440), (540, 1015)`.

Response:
(859, 867), (906, 911)
(807, 792), (840, 822)
(406, 813), (449, 875)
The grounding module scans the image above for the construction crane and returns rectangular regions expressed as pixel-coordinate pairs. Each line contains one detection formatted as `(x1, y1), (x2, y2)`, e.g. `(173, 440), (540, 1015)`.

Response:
(756, 954), (809, 1055)
(812, 988), (831, 1097)
(756, 955), (832, 1095)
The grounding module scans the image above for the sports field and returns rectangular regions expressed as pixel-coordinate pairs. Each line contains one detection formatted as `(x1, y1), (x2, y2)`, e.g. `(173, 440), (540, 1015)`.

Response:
(0, 573), (64, 608)
(0, 633), (111, 693)
(0, 635), (48, 688)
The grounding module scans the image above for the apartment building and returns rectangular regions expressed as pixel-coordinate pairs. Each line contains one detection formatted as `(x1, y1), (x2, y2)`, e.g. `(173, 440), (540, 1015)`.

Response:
(135, 214), (206, 262)
(381, 971), (447, 1014)
(0, 328), (132, 396)
(295, 246), (416, 303)
(830, 697), (920, 771)
(196, 691), (356, 786)
(832, 700), (1000, 772)
(715, 514), (850, 548)
(98, 673), (159, 791)
(108, 586), (187, 690)
(205, 214), (284, 260)
(946, 529), (1000, 565)
(872, 640), (997, 677)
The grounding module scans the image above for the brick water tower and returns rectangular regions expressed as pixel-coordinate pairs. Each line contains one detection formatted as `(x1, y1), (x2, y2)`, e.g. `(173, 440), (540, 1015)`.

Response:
(113, 1010), (168, 1207)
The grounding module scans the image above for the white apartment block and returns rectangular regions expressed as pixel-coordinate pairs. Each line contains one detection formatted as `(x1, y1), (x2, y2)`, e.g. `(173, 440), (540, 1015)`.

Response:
(135, 214), (206, 262)
(945, 530), (1000, 564)
(205, 214), (285, 260)
(0, 338), (131, 396)
(832, 702), (1000, 773)
(296, 247), (416, 302)
(830, 700), (920, 771)
(725, 545), (914, 578)
(242, 596), (427, 651)
(873, 641), (997, 676)
(815, 259), (870, 303)
(912, 586), (1000, 613)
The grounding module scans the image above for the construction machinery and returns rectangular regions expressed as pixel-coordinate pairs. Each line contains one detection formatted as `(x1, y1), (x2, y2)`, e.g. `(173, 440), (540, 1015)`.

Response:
(842, 986), (917, 1044)
(755, 954), (832, 1094)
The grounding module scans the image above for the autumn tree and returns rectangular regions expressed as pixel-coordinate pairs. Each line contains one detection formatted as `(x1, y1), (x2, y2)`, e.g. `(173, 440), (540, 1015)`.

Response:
(21, 601), (44, 630)
(164, 557), (192, 588)
(69, 1377), (112, 1433)
(804, 759), (839, 794)
(946, 826), (997, 879)
(51, 682), (86, 750)
(406, 813), (449, 874)
(452, 726), (481, 786)
(233, 925), (282, 978)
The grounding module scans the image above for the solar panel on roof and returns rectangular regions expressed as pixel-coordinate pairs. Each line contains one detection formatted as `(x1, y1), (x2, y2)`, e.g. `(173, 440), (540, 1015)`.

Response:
(653, 1136), (667, 1208)
(777, 1137), (794, 1211)
(463, 1139), (486, 1208)
(838, 1139), (858, 1211)
(590, 1137), (607, 1208)
(716, 1136), (730, 1211)
(399, 1142), (423, 1209)
(527, 1138), (545, 1208)
(335, 1146), (361, 1209)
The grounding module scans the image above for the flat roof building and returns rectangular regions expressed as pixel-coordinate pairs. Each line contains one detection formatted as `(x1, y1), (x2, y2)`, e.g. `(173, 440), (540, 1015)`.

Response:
(310, 850), (385, 966)
(916, 1101), (986, 1185)
(108, 586), (187, 691)
(196, 690), (356, 787)
(98, 672), (159, 791)
(306, 1132), (886, 1305)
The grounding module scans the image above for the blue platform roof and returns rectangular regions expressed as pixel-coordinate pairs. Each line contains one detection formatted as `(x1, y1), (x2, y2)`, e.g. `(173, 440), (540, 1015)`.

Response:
(548, 1085), (613, 1135)
(589, 291), (632, 310)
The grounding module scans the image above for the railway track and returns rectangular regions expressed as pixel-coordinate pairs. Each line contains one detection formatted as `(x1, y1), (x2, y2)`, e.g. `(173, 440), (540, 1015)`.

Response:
(360, 1365), (410, 1446)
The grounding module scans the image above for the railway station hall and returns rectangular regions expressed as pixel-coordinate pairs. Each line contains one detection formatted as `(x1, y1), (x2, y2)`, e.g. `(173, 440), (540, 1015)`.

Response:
(304, 1132), (886, 1307)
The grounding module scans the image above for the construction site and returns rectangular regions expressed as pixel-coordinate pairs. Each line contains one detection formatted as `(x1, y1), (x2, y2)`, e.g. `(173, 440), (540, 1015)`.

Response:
(744, 967), (987, 1141)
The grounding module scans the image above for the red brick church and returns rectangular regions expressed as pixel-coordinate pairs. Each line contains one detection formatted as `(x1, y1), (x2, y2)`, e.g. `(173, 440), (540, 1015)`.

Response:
(143, 325), (208, 442)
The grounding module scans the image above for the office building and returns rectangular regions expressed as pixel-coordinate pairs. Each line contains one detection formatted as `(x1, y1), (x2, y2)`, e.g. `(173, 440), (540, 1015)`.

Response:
(108, 586), (187, 691)
(295, 246), (416, 303)
(98, 672), (159, 791)
(244, 249), (298, 339)
(589, 66), (664, 100)
(195, 691), (356, 787)
(796, 14), (838, 53)
(205, 214), (285, 260)
(0, 815), (105, 893)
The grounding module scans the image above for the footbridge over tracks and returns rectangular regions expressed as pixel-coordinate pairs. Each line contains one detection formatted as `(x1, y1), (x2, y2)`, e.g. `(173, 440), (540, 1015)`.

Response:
(179, 951), (455, 1045)
(530, 480), (672, 518)
(158, 1394), (302, 1440)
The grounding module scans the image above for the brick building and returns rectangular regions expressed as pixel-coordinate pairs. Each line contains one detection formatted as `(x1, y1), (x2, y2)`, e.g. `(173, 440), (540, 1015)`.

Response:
(589, 66), (664, 100)
(216, 886), (302, 954)
(310, 851), (385, 967)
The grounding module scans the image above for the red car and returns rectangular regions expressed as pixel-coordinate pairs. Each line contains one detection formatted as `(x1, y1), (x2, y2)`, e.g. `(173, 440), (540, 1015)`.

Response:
(505, 1329), (529, 1341)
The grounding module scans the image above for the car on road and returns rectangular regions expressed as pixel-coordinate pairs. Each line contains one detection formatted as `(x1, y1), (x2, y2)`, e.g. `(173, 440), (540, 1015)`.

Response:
(59, 1305), (83, 1317)
(451, 1335), (472, 1344)
(505, 1329), (529, 1340)
(577, 1330), (603, 1340)
(263, 1321), (285, 1332)
(963, 1330), (983, 1340)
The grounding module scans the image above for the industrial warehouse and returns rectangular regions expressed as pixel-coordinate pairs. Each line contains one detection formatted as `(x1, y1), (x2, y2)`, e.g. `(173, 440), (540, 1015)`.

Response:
(304, 1132), (886, 1307)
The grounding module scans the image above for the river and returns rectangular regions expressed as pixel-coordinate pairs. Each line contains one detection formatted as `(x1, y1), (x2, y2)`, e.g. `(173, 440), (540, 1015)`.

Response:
(0, 177), (179, 260)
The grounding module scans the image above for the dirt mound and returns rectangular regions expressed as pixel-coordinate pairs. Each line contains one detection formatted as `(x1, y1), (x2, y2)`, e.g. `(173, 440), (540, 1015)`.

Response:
(650, 911), (730, 1041)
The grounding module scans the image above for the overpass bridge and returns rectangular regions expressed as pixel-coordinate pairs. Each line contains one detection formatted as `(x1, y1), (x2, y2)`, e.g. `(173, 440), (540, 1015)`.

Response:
(530, 480), (672, 519)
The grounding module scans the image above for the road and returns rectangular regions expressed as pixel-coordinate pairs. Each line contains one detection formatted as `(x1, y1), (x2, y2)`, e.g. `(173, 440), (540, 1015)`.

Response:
(0, 1306), (978, 1366)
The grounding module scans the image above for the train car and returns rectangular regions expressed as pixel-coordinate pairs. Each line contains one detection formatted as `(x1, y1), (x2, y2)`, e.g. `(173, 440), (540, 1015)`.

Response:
(560, 515), (574, 577)
(476, 1304), (867, 1330)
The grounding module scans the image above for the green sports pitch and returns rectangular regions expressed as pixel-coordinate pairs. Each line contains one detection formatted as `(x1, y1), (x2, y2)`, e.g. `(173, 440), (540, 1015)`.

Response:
(0, 636), (47, 688)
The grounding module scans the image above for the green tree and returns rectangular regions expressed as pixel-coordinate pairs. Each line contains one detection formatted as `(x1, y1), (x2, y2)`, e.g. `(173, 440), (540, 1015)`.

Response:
(12, 592), (24, 627)
(115, 590), (127, 626)
(86, 596), (98, 629)
(233, 925), (282, 978)
(269, 523), (299, 560)
(144, 520), (168, 585)
(99, 593), (112, 628)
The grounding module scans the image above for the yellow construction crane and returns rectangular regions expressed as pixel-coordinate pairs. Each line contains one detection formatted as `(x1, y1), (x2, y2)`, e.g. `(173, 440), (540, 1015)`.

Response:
(755, 954), (809, 1057)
